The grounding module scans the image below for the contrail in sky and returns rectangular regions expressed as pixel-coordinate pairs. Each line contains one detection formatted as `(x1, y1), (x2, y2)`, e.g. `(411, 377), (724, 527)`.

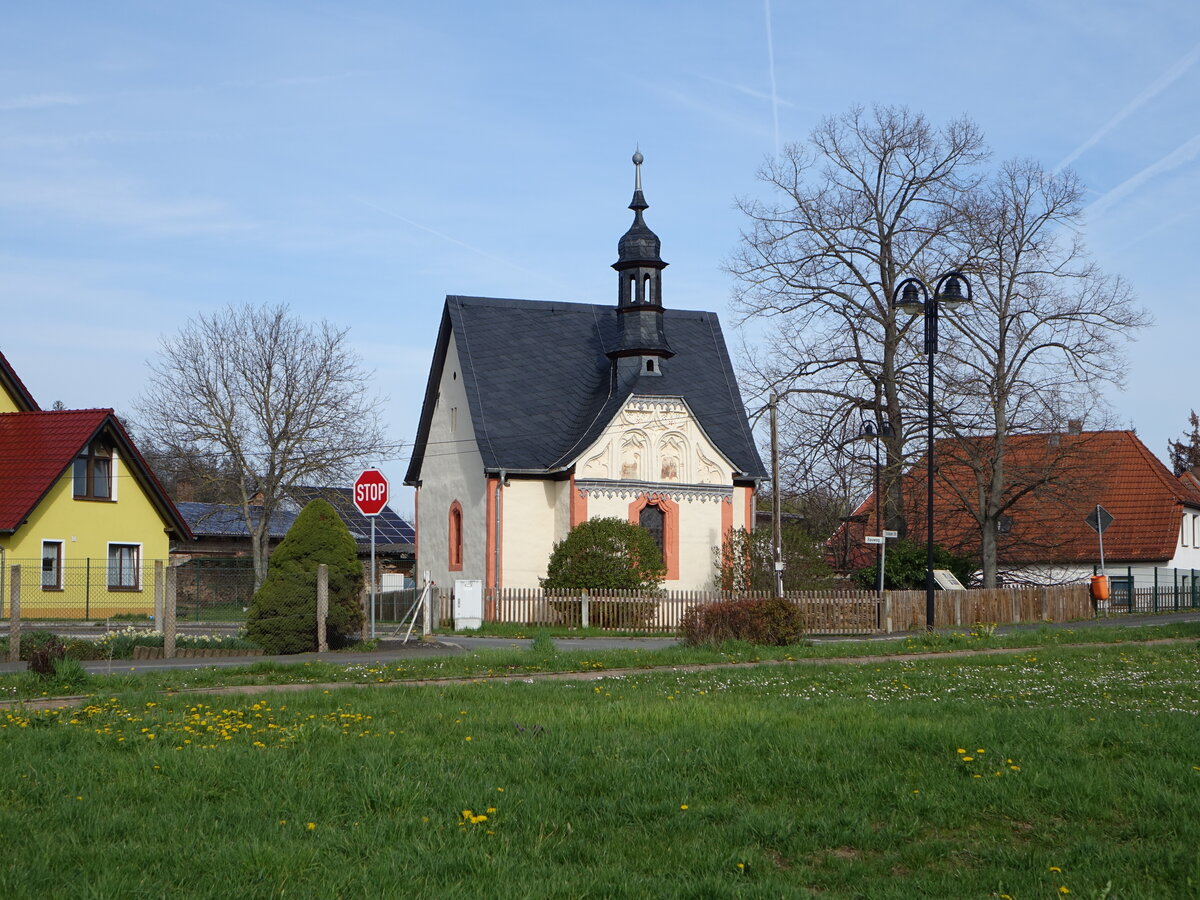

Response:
(1055, 40), (1200, 172)
(764, 0), (780, 156)
(1085, 131), (1200, 219)
(352, 196), (552, 284)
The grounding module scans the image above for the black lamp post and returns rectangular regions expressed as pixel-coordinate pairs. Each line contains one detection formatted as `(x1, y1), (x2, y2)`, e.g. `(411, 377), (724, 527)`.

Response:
(859, 417), (894, 595)
(892, 271), (972, 631)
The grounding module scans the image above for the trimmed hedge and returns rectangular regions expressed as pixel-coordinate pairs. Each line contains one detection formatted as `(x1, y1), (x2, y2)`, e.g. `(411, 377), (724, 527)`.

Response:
(681, 596), (805, 646)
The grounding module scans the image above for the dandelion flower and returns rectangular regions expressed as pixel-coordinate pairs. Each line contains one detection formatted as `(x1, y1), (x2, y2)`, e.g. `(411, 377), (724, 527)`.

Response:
(956, 748), (966, 754)
(962, 757), (974, 762)
(680, 804), (688, 810)
(1049, 866), (1062, 873)
(465, 736), (472, 742)
(306, 822), (316, 831)
(1058, 887), (1070, 895)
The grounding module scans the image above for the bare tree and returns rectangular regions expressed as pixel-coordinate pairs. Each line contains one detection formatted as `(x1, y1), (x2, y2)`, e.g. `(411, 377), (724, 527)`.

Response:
(137, 303), (399, 587)
(935, 159), (1149, 585)
(729, 105), (988, 535)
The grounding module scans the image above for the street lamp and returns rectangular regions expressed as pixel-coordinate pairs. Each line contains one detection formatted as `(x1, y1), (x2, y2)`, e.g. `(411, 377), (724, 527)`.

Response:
(859, 418), (894, 595)
(892, 271), (972, 631)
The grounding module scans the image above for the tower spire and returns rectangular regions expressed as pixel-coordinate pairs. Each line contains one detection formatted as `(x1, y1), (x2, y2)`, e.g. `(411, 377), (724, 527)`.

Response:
(610, 151), (672, 369)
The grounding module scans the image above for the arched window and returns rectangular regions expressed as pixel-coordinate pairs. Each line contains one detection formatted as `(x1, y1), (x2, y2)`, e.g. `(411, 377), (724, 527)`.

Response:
(448, 501), (464, 571)
(629, 494), (679, 581)
(639, 502), (665, 557)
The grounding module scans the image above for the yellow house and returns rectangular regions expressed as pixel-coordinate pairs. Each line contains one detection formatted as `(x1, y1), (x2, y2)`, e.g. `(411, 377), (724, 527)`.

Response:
(0, 350), (191, 617)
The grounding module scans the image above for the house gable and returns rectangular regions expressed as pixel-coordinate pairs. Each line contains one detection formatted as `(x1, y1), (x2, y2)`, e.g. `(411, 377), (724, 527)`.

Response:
(0, 351), (38, 413)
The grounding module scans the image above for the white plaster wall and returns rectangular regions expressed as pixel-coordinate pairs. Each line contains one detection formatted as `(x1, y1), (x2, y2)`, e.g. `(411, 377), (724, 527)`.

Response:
(676, 495), (725, 590)
(501, 478), (560, 587)
(414, 338), (488, 593)
(1167, 509), (1200, 569)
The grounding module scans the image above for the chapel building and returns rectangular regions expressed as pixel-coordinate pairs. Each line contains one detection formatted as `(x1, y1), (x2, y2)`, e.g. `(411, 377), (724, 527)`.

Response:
(405, 154), (766, 592)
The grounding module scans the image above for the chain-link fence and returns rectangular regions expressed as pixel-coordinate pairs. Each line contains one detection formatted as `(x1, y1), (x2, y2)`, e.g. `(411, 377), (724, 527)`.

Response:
(174, 559), (257, 623)
(0, 557), (167, 620)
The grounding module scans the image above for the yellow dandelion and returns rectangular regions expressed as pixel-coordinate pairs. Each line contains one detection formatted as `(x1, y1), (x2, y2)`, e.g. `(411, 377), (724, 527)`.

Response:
(956, 748), (966, 754)
(306, 822), (316, 831)
(962, 756), (974, 762)
(465, 736), (472, 742)
(737, 863), (745, 871)
(1059, 887), (1070, 895)
(912, 789), (920, 794)
(1049, 866), (1062, 873)
(680, 804), (688, 810)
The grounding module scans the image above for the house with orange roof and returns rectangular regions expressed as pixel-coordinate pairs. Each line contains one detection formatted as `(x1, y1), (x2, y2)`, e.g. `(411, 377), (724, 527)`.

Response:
(0, 350), (191, 616)
(842, 429), (1200, 603)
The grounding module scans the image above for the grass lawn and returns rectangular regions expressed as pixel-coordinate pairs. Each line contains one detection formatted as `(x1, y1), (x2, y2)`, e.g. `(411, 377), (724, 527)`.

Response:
(1, 639), (1198, 897)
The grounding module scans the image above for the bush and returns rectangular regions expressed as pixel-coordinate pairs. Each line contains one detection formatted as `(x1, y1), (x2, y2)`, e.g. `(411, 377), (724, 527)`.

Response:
(681, 596), (806, 646)
(27, 633), (66, 675)
(854, 537), (975, 590)
(542, 518), (665, 591)
(246, 498), (365, 654)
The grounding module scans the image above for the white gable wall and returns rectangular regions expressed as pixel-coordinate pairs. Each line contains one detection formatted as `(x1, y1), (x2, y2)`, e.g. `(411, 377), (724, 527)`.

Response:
(414, 337), (488, 593)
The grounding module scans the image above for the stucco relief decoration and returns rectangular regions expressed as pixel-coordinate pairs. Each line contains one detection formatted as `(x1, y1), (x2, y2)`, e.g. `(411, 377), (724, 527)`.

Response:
(580, 441), (611, 478)
(619, 399), (686, 434)
(620, 431), (648, 480)
(696, 445), (725, 483)
(659, 433), (686, 482)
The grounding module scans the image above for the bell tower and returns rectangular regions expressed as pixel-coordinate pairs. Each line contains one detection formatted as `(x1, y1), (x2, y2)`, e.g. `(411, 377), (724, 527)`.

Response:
(609, 150), (673, 372)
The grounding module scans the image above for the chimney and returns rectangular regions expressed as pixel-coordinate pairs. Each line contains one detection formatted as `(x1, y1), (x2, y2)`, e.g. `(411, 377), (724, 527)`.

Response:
(1067, 419), (1083, 435)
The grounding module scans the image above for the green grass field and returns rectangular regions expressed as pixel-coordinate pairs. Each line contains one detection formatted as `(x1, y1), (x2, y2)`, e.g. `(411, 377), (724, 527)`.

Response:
(1, 638), (1198, 897)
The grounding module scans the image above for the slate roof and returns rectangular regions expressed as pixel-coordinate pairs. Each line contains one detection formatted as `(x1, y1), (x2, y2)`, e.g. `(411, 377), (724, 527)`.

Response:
(0, 408), (191, 537)
(405, 295), (766, 484)
(844, 430), (1200, 568)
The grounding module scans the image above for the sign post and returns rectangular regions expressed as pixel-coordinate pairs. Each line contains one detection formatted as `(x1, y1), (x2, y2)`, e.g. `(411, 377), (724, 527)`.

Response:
(1085, 504), (1114, 575)
(353, 468), (390, 638)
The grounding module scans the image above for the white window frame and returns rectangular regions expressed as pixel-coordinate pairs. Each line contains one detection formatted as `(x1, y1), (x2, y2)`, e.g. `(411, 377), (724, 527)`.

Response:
(41, 540), (64, 591)
(106, 542), (142, 591)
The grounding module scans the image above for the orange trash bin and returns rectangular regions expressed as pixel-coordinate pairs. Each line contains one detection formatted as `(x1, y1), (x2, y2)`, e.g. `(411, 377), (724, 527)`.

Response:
(1090, 574), (1109, 601)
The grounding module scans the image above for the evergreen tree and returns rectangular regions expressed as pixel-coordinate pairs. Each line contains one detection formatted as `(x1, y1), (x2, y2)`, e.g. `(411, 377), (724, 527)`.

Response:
(1168, 410), (1200, 476)
(246, 498), (364, 654)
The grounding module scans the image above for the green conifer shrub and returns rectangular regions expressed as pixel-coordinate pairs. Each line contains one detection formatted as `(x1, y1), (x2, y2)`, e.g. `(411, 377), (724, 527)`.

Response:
(246, 499), (365, 654)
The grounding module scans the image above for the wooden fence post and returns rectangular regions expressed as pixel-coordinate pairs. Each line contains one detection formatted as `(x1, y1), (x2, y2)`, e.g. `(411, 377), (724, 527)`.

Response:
(883, 591), (892, 634)
(316, 564), (329, 652)
(163, 565), (177, 659)
(8, 565), (20, 663)
(154, 560), (164, 626)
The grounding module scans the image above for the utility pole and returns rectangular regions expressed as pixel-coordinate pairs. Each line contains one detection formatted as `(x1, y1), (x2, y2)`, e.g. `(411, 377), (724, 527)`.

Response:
(770, 392), (784, 597)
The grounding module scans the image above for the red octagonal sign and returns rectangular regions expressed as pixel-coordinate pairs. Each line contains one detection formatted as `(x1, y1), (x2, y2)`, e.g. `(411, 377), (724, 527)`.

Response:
(353, 469), (389, 517)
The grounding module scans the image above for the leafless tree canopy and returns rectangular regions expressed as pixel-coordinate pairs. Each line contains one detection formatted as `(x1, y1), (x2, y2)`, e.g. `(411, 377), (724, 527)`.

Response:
(936, 159), (1149, 584)
(731, 106), (1148, 585)
(137, 303), (400, 586)
(728, 105), (988, 532)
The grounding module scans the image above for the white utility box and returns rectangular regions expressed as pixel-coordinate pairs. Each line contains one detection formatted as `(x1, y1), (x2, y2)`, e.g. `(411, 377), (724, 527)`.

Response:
(453, 579), (484, 630)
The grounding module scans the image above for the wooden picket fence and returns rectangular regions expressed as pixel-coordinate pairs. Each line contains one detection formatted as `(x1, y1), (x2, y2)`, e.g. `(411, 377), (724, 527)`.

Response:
(438, 583), (1095, 635)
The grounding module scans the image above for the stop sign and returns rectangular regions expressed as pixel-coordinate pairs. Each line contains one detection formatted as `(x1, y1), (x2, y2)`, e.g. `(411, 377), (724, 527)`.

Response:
(353, 469), (389, 516)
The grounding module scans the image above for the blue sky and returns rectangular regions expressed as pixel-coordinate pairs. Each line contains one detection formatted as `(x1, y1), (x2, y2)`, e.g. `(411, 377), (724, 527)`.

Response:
(2, 1), (1198, 514)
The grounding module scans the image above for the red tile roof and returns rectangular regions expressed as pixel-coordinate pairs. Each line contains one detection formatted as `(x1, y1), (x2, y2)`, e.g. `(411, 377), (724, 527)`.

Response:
(0, 409), (191, 538)
(846, 430), (1200, 568)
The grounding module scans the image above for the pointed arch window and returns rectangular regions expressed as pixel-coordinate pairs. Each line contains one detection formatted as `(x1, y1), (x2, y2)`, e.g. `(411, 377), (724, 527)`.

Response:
(629, 494), (679, 581)
(448, 501), (464, 572)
